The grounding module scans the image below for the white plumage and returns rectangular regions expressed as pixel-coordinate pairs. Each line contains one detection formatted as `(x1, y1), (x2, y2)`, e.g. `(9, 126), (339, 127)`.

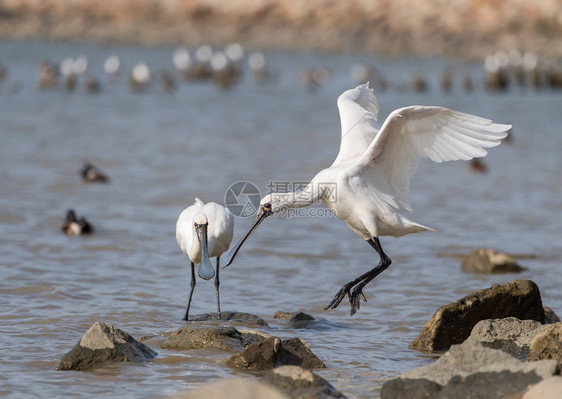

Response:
(176, 198), (234, 320)
(225, 82), (510, 315)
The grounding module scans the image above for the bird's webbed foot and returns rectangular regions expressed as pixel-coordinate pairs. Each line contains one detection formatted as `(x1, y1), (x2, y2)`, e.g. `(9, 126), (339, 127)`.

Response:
(324, 283), (353, 310)
(349, 286), (367, 316)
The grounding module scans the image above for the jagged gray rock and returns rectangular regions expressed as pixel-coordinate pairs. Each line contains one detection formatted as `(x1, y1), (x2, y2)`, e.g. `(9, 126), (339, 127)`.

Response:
(190, 311), (269, 327)
(262, 365), (346, 399)
(382, 341), (559, 399)
(57, 321), (157, 371)
(461, 248), (525, 274)
(528, 323), (562, 365)
(466, 317), (545, 359)
(162, 325), (267, 352)
(227, 337), (326, 370)
(410, 280), (545, 352)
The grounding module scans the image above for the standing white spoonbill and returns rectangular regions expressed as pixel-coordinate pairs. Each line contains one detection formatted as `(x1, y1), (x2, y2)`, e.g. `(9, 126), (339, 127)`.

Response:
(223, 82), (510, 316)
(176, 198), (234, 321)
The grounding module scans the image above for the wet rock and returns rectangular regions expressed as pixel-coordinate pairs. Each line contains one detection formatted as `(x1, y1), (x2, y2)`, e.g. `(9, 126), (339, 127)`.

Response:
(380, 378), (441, 399)
(527, 323), (562, 365)
(274, 311), (315, 328)
(466, 317), (544, 359)
(384, 341), (559, 398)
(162, 325), (267, 352)
(410, 280), (545, 352)
(403, 341), (558, 385)
(262, 365), (346, 399)
(191, 311), (269, 327)
(544, 306), (561, 324)
(461, 248), (525, 274)
(227, 337), (325, 370)
(57, 321), (157, 371)
(521, 377), (562, 399)
(174, 378), (289, 399)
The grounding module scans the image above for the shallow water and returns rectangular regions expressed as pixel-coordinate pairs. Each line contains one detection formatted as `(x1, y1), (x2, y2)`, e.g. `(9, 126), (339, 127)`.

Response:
(1, 40), (561, 398)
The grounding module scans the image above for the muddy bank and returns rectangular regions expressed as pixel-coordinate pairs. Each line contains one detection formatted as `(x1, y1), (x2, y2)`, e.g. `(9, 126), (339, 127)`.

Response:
(1, 0), (562, 58)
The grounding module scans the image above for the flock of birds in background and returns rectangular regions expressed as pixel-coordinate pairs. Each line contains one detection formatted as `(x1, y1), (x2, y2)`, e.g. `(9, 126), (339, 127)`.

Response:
(10, 42), (525, 317)
(0, 44), (561, 94)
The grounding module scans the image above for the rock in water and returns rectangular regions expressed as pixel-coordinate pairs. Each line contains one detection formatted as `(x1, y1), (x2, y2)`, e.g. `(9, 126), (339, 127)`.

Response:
(382, 341), (559, 399)
(190, 311), (269, 327)
(227, 337), (325, 370)
(467, 317), (545, 359)
(174, 378), (289, 399)
(543, 306), (561, 324)
(461, 248), (525, 274)
(410, 280), (545, 352)
(262, 366), (346, 399)
(527, 323), (562, 364)
(57, 321), (157, 371)
(162, 325), (267, 352)
(521, 377), (562, 399)
(274, 311), (315, 328)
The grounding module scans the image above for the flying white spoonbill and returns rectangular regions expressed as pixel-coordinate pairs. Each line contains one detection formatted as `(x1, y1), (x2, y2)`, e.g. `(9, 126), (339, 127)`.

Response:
(176, 198), (234, 321)
(223, 82), (510, 316)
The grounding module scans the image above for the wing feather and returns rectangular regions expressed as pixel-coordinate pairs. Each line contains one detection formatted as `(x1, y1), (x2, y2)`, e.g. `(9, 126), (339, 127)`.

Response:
(358, 105), (510, 210)
(332, 82), (380, 166)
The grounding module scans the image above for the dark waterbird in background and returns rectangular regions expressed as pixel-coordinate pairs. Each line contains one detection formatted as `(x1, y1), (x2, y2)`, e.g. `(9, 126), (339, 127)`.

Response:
(80, 162), (109, 183)
(176, 198), (234, 321)
(222, 82), (511, 316)
(62, 209), (94, 235)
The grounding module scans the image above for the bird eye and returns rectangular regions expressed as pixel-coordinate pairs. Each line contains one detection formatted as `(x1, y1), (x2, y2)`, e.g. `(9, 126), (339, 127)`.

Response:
(263, 203), (271, 210)
(194, 222), (199, 228)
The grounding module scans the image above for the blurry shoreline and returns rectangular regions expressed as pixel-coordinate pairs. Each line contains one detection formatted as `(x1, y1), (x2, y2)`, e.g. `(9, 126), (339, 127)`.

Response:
(1, 0), (562, 58)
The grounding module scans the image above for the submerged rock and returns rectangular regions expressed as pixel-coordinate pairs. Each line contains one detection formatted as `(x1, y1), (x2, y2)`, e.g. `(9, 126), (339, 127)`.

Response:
(461, 248), (525, 274)
(527, 323), (562, 365)
(227, 337), (325, 371)
(466, 317), (545, 359)
(521, 377), (562, 399)
(544, 306), (561, 324)
(410, 280), (545, 352)
(274, 311), (315, 328)
(57, 321), (157, 371)
(190, 311), (269, 327)
(382, 340), (559, 399)
(174, 378), (289, 399)
(262, 365), (346, 399)
(162, 325), (267, 352)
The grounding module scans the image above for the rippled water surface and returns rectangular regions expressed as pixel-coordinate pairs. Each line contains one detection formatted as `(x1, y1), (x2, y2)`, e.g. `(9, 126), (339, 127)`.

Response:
(1, 40), (562, 398)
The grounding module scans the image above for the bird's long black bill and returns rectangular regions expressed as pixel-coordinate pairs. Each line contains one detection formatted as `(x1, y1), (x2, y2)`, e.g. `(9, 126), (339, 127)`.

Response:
(197, 225), (215, 280)
(222, 211), (268, 268)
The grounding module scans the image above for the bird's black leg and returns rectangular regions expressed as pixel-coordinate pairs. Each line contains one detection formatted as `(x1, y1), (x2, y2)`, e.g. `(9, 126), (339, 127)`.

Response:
(324, 237), (391, 315)
(349, 237), (392, 315)
(184, 262), (196, 321)
(215, 256), (221, 319)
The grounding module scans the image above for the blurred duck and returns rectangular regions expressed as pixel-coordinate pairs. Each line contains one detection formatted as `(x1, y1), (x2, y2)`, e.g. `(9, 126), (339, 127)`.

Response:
(129, 63), (151, 92)
(299, 67), (331, 93)
(210, 51), (238, 90)
(350, 63), (388, 92)
(224, 43), (245, 72)
(469, 158), (488, 174)
(440, 67), (453, 93)
(248, 52), (269, 83)
(81, 162), (109, 183)
(84, 75), (101, 93)
(37, 61), (58, 90)
(62, 209), (94, 235)
(0, 62), (7, 82)
(60, 57), (77, 92)
(104, 55), (121, 78)
(411, 74), (428, 92)
(173, 47), (196, 80)
(484, 52), (509, 92)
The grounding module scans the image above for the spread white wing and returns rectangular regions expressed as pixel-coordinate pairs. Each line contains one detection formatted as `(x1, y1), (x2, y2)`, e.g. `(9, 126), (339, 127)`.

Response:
(332, 82), (380, 167)
(358, 106), (511, 209)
